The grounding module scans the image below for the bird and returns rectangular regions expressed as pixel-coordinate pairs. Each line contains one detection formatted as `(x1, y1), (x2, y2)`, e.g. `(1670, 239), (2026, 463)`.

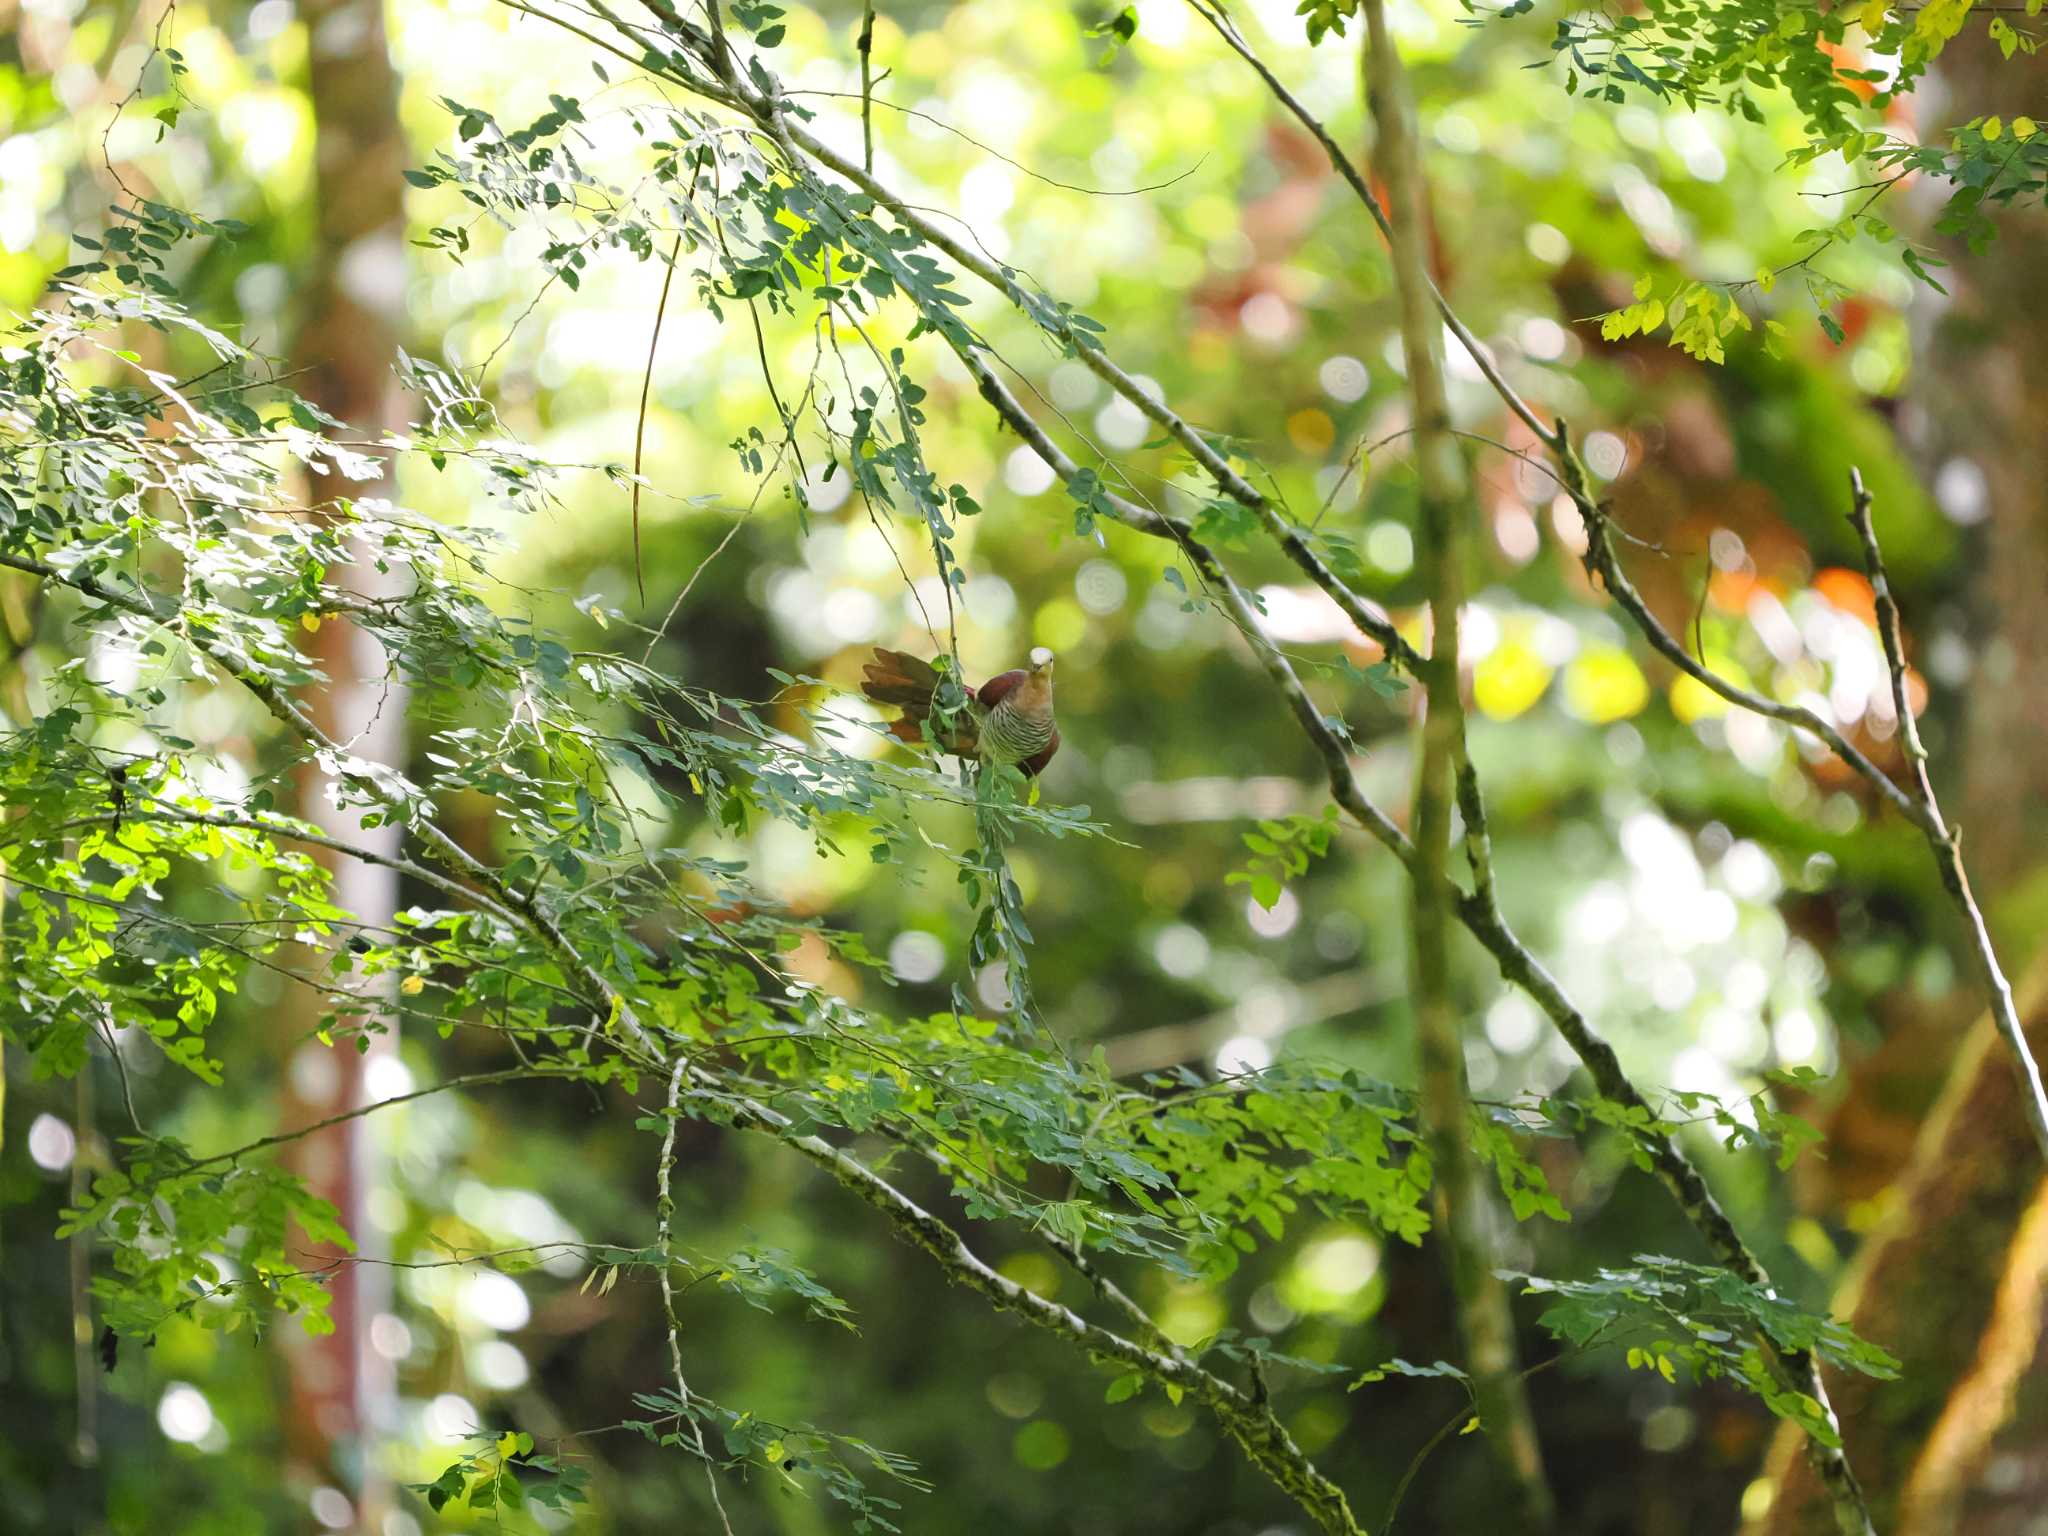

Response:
(860, 646), (1060, 777)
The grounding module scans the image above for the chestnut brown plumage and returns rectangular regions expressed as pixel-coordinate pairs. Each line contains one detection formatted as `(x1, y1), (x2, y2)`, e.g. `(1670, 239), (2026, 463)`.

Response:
(860, 647), (1059, 776)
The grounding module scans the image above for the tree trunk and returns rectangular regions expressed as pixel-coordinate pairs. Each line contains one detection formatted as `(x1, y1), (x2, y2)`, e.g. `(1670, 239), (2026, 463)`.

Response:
(276, 0), (410, 1526)
(1362, 8), (1555, 1526)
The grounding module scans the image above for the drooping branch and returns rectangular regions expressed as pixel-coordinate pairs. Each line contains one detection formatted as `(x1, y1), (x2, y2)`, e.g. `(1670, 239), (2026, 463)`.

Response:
(22, 504), (1372, 1536)
(732, 1097), (1369, 1535)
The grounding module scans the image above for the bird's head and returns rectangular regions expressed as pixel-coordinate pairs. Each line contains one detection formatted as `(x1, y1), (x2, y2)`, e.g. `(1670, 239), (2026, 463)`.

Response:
(1008, 647), (1056, 717)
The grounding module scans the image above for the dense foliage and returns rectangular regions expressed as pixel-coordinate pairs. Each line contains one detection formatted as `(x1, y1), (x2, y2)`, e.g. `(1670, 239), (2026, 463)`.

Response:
(4, 1), (2045, 1533)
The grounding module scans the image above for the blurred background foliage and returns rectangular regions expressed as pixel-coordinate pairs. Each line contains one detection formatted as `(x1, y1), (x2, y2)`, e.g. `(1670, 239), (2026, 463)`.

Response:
(2, 0), (2043, 1532)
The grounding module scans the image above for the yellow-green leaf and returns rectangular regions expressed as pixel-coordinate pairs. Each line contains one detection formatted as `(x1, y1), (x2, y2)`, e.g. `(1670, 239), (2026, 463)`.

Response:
(1907, 0), (1974, 64)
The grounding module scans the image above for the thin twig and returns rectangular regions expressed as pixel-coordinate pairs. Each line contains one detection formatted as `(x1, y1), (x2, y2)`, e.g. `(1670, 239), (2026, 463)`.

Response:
(1383, 1348), (1582, 1534)
(1561, 431), (1933, 834)
(1845, 467), (2048, 1160)
(656, 1057), (735, 1533)
(84, 1000), (147, 1138)
(1183, 0), (1552, 447)
(178, 1069), (578, 1176)
(781, 90), (1206, 195)
(856, 0), (876, 174)
(633, 236), (685, 606)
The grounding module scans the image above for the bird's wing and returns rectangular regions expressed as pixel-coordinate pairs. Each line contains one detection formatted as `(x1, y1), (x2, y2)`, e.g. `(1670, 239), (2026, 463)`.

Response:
(976, 668), (1028, 708)
(864, 648), (981, 755)
(860, 648), (943, 708)
(1020, 728), (1060, 779)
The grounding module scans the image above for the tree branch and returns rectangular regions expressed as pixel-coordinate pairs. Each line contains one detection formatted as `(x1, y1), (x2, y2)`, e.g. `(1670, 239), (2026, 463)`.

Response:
(1845, 468), (2048, 1159)
(655, 1056), (735, 1532)
(734, 1098), (1368, 1534)
(1557, 436), (1933, 834)
(179, 1068), (576, 1174)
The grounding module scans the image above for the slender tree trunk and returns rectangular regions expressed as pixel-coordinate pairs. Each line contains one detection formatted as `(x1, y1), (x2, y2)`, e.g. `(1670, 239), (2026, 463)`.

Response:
(276, 0), (410, 1525)
(1361, 8), (1555, 1527)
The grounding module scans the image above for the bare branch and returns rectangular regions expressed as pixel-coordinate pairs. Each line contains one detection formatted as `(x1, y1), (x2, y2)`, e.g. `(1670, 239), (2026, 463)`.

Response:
(656, 1057), (736, 1532)
(1845, 468), (2048, 1160)
(1558, 436), (1933, 833)
(180, 1068), (577, 1175)
(632, 236), (684, 605)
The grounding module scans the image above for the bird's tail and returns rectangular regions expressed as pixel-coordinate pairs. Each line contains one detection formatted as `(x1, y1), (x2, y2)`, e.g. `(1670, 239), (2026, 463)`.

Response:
(860, 648), (975, 752)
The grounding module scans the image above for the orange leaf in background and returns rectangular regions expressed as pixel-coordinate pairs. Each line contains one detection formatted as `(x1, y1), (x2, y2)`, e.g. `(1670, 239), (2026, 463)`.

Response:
(1836, 296), (1876, 346)
(1821, 34), (1880, 102)
(1813, 567), (1878, 627)
(1709, 567), (1759, 613)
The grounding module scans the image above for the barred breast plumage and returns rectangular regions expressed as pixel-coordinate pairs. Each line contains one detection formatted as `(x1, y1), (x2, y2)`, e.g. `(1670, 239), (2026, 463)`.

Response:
(982, 693), (1056, 764)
